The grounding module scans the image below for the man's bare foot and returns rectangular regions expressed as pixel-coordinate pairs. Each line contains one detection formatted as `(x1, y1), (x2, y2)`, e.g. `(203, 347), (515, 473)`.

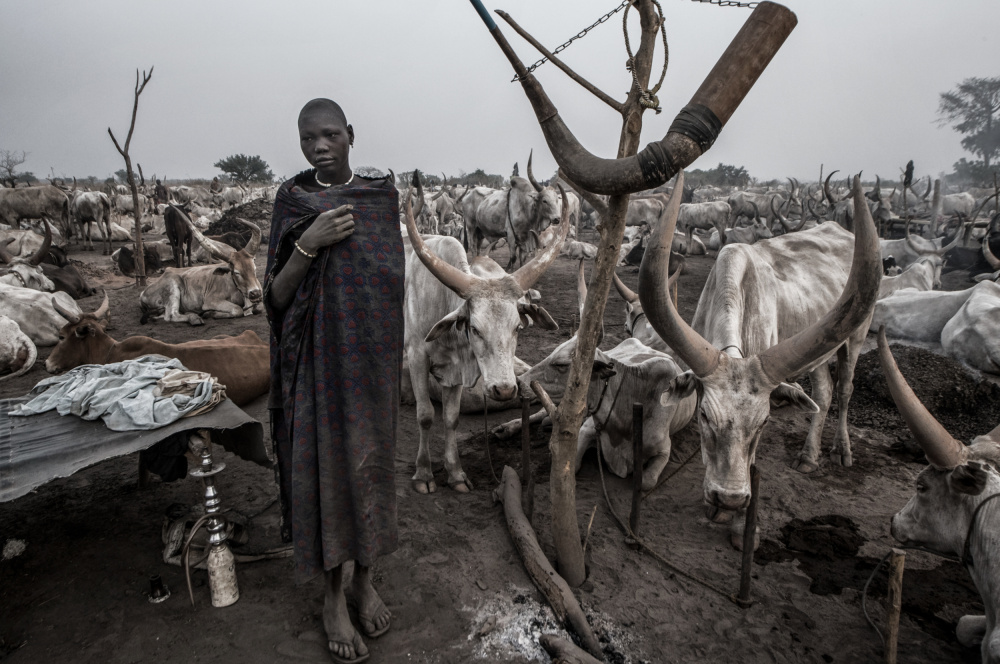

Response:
(352, 565), (391, 638)
(325, 567), (369, 662)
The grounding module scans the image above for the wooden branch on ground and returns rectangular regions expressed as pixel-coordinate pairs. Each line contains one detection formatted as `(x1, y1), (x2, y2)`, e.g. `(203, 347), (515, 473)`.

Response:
(496, 11), (624, 114)
(540, 634), (605, 664)
(493, 466), (603, 660)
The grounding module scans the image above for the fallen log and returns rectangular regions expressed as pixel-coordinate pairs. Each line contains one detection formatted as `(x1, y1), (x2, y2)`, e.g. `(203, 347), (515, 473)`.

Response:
(493, 465), (603, 660)
(540, 634), (605, 664)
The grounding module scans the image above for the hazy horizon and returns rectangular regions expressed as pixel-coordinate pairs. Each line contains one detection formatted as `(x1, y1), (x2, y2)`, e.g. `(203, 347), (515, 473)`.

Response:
(2, 1), (997, 186)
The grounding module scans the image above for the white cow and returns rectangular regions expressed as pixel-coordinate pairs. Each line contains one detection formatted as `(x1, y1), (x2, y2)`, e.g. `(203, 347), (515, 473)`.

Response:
(0, 314), (36, 382)
(942, 281), (1000, 374)
(0, 286), (82, 346)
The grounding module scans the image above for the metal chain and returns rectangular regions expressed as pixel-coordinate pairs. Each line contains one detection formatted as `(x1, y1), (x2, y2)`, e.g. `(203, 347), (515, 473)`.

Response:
(623, 0), (669, 113)
(511, 0), (629, 82)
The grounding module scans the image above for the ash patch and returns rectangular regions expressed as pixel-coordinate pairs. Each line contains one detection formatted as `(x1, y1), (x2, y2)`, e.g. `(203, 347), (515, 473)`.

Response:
(465, 586), (644, 663)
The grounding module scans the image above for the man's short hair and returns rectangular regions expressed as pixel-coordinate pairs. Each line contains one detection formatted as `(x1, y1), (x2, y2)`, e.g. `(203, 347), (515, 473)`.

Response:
(299, 98), (348, 127)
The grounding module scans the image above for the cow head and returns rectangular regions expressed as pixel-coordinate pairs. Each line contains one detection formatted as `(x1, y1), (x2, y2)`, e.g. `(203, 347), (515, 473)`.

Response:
(404, 186), (567, 402)
(186, 217), (262, 304)
(878, 327), (1000, 559)
(0, 221), (55, 291)
(639, 174), (881, 511)
(46, 292), (112, 373)
(882, 255), (901, 276)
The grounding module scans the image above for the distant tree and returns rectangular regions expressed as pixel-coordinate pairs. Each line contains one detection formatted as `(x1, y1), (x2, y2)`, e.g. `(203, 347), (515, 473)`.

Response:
(355, 165), (386, 179)
(213, 154), (274, 183)
(937, 76), (1000, 170)
(16, 171), (36, 185)
(396, 170), (441, 187)
(114, 168), (138, 185)
(686, 162), (751, 188)
(0, 149), (28, 187)
(949, 157), (996, 187)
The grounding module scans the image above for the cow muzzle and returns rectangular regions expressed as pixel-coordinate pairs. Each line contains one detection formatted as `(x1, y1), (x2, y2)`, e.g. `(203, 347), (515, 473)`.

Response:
(488, 383), (517, 402)
(247, 288), (262, 303)
(706, 487), (750, 511)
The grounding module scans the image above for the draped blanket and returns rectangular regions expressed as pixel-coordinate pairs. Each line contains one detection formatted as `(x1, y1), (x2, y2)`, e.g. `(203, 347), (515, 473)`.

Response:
(265, 172), (404, 583)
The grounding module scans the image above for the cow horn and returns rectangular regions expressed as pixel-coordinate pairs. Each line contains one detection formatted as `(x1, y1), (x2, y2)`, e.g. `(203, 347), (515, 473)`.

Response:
(185, 212), (235, 262)
(511, 185), (570, 291)
(750, 201), (764, 226)
(770, 197), (791, 232)
(983, 236), (1000, 270)
(786, 177), (796, 199)
(455, 184), (470, 204)
(51, 295), (81, 324)
(877, 327), (965, 468)
(667, 254), (685, 289)
(236, 218), (261, 254)
(757, 176), (881, 384)
(921, 176), (932, 201)
(805, 198), (820, 224)
(612, 271), (639, 304)
(526, 150), (543, 193)
(936, 222), (966, 256)
(92, 290), (110, 320)
(403, 194), (478, 298)
(29, 220), (53, 266)
(411, 171), (425, 218)
(639, 171), (721, 377)
(823, 170), (840, 207)
(488, 3), (796, 195)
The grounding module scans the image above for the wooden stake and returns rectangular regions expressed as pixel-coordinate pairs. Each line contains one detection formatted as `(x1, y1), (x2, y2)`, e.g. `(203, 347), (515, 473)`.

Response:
(884, 548), (906, 664)
(520, 396), (534, 522)
(629, 403), (643, 538)
(736, 464), (760, 607)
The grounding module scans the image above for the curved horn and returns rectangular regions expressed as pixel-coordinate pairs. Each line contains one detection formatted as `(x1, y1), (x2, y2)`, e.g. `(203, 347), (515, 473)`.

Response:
(921, 176), (931, 201)
(877, 327), (965, 468)
(410, 171), (425, 218)
(983, 236), (1000, 270)
(184, 210), (235, 262)
(612, 271), (638, 304)
(237, 218), (262, 254)
(511, 185), (570, 291)
(92, 290), (110, 320)
(485, 2), (796, 195)
(824, 170), (840, 207)
(526, 149), (543, 193)
(667, 254), (685, 289)
(770, 197), (791, 233)
(758, 176), (882, 384)
(576, 259), (587, 317)
(51, 295), (81, 324)
(786, 177), (797, 199)
(29, 220), (53, 266)
(403, 195), (478, 298)
(803, 199), (819, 226)
(638, 172), (721, 377)
(936, 222), (966, 255)
(430, 181), (446, 202)
(455, 184), (470, 204)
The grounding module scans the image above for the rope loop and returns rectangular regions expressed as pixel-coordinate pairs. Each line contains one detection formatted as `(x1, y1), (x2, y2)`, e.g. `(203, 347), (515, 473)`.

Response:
(622, 0), (669, 114)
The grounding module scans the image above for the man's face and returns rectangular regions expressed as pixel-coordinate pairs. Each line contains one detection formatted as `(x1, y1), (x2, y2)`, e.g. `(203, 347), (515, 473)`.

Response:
(298, 112), (352, 173)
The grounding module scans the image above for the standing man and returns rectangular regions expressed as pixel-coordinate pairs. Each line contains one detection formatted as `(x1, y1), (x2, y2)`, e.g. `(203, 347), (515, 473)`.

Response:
(264, 98), (403, 664)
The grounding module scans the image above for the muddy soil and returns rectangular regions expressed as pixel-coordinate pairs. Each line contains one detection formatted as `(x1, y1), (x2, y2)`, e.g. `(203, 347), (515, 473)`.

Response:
(0, 218), (992, 663)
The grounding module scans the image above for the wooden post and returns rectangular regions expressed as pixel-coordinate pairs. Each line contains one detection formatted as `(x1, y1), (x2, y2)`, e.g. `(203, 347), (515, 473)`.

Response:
(628, 403), (643, 537)
(884, 548), (906, 664)
(736, 464), (760, 607)
(520, 396), (534, 522)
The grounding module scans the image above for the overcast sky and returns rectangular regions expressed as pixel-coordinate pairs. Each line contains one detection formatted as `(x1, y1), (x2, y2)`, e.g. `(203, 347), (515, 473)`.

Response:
(1, 0), (997, 185)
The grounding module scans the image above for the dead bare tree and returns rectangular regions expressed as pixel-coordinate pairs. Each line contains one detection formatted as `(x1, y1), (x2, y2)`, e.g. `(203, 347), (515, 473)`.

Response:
(473, 0), (796, 587)
(0, 149), (28, 188)
(108, 66), (153, 287)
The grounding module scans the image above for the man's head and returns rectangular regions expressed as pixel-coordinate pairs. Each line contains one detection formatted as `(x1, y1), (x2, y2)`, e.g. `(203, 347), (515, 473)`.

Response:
(298, 98), (354, 180)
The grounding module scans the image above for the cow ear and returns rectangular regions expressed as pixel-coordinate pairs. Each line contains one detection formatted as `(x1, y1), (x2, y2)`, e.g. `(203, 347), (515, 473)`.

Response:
(592, 349), (616, 380)
(668, 371), (700, 400)
(425, 305), (467, 343)
(213, 265), (231, 275)
(950, 462), (989, 496)
(517, 302), (557, 330)
(771, 382), (819, 413)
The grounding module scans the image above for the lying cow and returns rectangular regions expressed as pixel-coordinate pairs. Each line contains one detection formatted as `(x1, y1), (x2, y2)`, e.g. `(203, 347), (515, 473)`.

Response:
(877, 255), (942, 300)
(47, 294), (268, 406)
(0, 286), (82, 346)
(0, 221), (54, 291)
(879, 329), (1000, 661)
(942, 280), (1000, 374)
(139, 218), (262, 325)
(0, 314), (36, 383)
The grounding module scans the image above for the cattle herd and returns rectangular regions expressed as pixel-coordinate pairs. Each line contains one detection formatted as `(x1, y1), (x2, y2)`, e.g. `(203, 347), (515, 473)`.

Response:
(2, 161), (1000, 660)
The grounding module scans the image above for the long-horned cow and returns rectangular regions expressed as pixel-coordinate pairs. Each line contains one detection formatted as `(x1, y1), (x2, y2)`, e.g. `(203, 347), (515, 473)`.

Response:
(0, 185), (71, 236)
(403, 187), (568, 493)
(139, 218), (262, 325)
(638, 175), (882, 529)
(879, 329), (1000, 661)
(71, 191), (113, 254)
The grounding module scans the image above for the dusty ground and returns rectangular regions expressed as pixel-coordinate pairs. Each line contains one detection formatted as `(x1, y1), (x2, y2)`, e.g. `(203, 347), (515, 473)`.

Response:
(0, 213), (993, 663)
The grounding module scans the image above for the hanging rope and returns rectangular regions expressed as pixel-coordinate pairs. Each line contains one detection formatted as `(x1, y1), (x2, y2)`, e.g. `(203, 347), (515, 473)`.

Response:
(623, 0), (669, 113)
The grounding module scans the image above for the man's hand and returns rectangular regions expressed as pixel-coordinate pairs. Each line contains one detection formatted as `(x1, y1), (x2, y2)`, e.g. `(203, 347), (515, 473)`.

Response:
(298, 204), (355, 254)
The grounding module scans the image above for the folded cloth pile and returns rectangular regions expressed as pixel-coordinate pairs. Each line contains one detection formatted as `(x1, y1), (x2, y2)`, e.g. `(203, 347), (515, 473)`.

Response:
(11, 355), (225, 431)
